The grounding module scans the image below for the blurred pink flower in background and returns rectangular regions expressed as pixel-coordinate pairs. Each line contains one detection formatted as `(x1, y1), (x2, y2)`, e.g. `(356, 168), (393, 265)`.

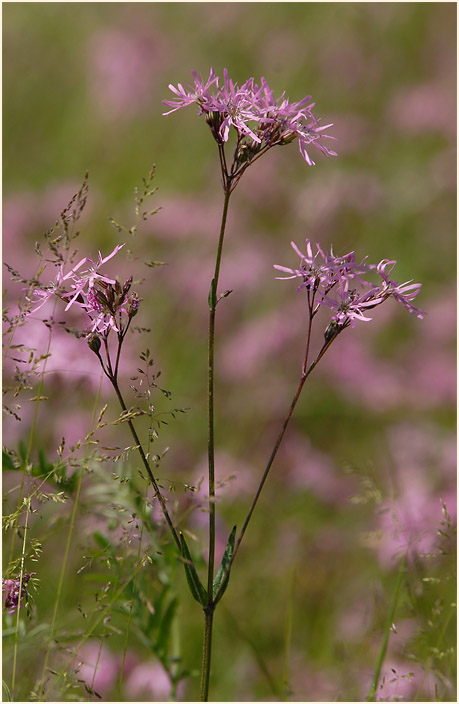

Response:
(289, 658), (341, 701)
(125, 658), (179, 700)
(87, 25), (169, 119)
(151, 193), (241, 242)
(366, 658), (439, 701)
(192, 449), (258, 500)
(320, 332), (410, 411)
(336, 594), (375, 642)
(278, 431), (353, 505)
(5, 307), (106, 389)
(218, 239), (275, 296)
(387, 421), (456, 487)
(407, 287), (456, 408)
(318, 36), (382, 92)
(375, 422), (456, 566)
(77, 642), (120, 698)
(321, 285), (456, 412)
(292, 170), (383, 230)
(328, 113), (371, 155)
(388, 82), (456, 138)
(221, 304), (303, 381)
(3, 183), (96, 276)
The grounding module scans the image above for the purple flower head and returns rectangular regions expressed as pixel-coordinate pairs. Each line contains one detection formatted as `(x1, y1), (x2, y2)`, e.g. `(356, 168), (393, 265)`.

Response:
(320, 278), (385, 327)
(274, 239), (334, 292)
(61, 244), (124, 312)
(163, 69), (337, 166)
(274, 239), (374, 296)
(206, 69), (264, 144)
(2, 573), (35, 614)
(162, 69), (218, 115)
(275, 240), (424, 330)
(377, 259), (426, 319)
(26, 244), (139, 337)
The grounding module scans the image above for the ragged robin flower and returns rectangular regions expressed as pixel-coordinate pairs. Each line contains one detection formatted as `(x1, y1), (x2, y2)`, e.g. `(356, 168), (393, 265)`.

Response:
(26, 244), (140, 337)
(163, 68), (337, 168)
(2, 573), (35, 614)
(275, 239), (425, 330)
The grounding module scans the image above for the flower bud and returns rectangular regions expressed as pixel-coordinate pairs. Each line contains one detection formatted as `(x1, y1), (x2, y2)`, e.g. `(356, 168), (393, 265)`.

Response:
(324, 321), (342, 344)
(87, 334), (101, 354)
(128, 294), (140, 318)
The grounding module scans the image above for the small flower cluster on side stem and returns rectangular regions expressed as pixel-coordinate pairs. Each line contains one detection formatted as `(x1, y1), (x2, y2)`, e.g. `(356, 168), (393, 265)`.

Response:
(274, 239), (425, 338)
(2, 573), (35, 615)
(26, 244), (181, 552)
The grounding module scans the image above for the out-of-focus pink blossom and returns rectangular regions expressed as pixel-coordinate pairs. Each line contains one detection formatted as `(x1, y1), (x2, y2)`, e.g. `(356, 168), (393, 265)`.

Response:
(3, 184), (95, 276)
(375, 422), (456, 566)
(292, 171), (383, 228)
(320, 333), (408, 411)
(125, 658), (185, 701)
(88, 27), (167, 119)
(221, 305), (303, 380)
(151, 194), (231, 242)
(388, 82), (456, 139)
(364, 658), (439, 701)
(278, 431), (353, 505)
(77, 643), (136, 698)
(192, 450), (258, 499)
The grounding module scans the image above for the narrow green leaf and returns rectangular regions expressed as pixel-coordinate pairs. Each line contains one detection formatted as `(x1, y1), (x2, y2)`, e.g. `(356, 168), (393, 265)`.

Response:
(213, 525), (236, 604)
(2, 451), (15, 470)
(156, 595), (179, 657)
(180, 532), (207, 606)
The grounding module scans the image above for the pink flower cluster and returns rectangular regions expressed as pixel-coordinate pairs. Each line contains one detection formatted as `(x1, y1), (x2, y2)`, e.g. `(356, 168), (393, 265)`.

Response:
(27, 244), (139, 336)
(163, 68), (337, 166)
(275, 239), (425, 327)
(2, 573), (35, 614)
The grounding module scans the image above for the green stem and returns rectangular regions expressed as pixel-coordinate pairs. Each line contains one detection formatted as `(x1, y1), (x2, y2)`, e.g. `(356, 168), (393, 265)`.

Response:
(213, 329), (338, 606)
(201, 182), (232, 701)
(10, 499), (31, 698)
(366, 554), (407, 701)
(200, 607), (215, 701)
(207, 185), (231, 592)
(110, 378), (181, 551)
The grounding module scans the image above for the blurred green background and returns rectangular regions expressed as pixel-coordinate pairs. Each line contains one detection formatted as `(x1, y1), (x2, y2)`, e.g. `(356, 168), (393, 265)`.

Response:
(3, 3), (456, 702)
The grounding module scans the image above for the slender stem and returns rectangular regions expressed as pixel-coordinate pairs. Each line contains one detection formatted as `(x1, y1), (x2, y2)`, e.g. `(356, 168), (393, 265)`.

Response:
(11, 499), (31, 698)
(213, 326), (339, 605)
(207, 184), (231, 595)
(97, 332), (180, 550)
(282, 568), (296, 700)
(236, 371), (306, 549)
(200, 180), (232, 702)
(200, 607), (215, 701)
(110, 376), (181, 551)
(366, 554), (407, 701)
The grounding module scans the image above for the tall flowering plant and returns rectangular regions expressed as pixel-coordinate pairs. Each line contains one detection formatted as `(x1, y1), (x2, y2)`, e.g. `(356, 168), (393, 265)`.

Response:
(4, 69), (425, 702)
(162, 69), (424, 700)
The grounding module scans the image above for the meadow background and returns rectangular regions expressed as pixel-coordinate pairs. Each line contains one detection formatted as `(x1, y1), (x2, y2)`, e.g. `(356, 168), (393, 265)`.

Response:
(2, 2), (456, 701)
